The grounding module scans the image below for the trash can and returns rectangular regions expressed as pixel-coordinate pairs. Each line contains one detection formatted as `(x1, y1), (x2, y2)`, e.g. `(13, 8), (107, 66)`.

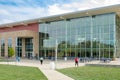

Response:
(49, 62), (55, 70)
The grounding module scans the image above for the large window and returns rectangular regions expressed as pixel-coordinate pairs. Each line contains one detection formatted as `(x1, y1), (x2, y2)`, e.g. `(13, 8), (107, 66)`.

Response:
(1, 39), (5, 57)
(8, 38), (12, 47)
(25, 38), (33, 59)
(16, 38), (22, 57)
(39, 13), (116, 58)
(8, 38), (12, 57)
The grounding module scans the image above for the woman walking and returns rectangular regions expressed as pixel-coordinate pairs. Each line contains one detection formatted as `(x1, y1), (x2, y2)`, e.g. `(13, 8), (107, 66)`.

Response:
(40, 57), (43, 65)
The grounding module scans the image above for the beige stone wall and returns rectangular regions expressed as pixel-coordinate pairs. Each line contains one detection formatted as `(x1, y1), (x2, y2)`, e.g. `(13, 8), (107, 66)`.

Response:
(0, 30), (39, 57)
(22, 38), (25, 57)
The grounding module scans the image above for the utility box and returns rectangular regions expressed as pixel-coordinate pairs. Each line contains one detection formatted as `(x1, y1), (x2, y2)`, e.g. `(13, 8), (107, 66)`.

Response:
(64, 57), (67, 61)
(49, 62), (55, 70)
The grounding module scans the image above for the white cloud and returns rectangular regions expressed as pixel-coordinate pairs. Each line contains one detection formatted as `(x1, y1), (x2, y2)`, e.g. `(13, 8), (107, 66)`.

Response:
(47, 1), (92, 15)
(0, 9), (10, 15)
(91, 0), (107, 4)
(0, 6), (48, 24)
(0, 0), (120, 24)
(105, 0), (120, 5)
(48, 4), (72, 15)
(90, 0), (120, 7)
(47, 0), (120, 16)
(1, 19), (14, 24)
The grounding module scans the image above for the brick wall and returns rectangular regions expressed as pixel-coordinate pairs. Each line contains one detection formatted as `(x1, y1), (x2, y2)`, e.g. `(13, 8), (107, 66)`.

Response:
(0, 30), (39, 57)
(0, 23), (39, 33)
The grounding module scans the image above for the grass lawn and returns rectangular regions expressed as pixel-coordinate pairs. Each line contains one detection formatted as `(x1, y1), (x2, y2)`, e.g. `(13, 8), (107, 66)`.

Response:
(0, 64), (47, 80)
(57, 66), (120, 80)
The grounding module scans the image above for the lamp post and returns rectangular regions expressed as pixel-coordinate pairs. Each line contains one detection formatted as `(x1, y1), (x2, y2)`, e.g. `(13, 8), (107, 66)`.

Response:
(55, 39), (58, 63)
(49, 38), (58, 69)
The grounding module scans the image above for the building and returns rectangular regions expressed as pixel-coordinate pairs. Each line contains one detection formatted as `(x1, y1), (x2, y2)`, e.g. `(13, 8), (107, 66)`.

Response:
(0, 4), (120, 59)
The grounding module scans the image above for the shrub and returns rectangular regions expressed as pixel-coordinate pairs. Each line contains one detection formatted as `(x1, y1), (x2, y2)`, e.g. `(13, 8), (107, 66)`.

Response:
(8, 47), (15, 57)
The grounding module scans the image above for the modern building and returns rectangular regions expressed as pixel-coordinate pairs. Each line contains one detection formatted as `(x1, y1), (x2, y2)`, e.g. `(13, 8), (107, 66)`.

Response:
(0, 4), (120, 59)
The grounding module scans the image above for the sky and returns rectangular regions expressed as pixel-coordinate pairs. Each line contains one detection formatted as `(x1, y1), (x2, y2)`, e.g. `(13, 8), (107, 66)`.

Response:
(0, 0), (120, 24)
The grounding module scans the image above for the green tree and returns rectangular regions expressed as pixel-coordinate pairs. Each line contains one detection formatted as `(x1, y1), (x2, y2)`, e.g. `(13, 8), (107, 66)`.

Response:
(8, 47), (15, 57)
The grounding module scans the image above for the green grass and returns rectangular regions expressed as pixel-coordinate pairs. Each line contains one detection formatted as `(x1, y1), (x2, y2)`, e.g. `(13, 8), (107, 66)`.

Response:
(0, 64), (47, 80)
(57, 66), (120, 80)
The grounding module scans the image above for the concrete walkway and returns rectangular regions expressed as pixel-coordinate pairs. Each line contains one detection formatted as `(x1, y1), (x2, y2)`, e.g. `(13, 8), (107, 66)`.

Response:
(0, 59), (85, 80)
(2, 59), (120, 80)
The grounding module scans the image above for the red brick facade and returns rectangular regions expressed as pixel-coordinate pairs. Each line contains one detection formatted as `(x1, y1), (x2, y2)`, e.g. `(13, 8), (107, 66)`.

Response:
(0, 23), (39, 33)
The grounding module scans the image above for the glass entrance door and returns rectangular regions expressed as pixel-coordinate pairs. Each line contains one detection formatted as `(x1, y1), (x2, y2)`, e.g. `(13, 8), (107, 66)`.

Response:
(16, 38), (22, 57)
(25, 38), (33, 59)
(25, 51), (33, 59)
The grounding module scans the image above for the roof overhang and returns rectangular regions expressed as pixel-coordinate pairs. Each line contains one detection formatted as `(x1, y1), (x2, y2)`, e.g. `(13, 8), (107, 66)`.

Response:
(39, 4), (120, 22)
(0, 4), (120, 28)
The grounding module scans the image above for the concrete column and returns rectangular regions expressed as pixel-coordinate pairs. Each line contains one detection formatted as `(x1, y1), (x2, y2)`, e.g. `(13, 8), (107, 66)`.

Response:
(22, 38), (25, 58)
(33, 35), (39, 57)
(5, 38), (8, 57)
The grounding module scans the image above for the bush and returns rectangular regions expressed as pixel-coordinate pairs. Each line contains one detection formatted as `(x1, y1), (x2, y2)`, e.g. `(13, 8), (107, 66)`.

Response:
(8, 47), (15, 57)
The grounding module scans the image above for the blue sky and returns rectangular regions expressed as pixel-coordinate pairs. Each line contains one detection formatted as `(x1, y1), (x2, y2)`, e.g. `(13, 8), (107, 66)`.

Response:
(0, 0), (119, 24)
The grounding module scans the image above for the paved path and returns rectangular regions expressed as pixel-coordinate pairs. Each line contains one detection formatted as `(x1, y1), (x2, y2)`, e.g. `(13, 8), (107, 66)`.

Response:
(2, 59), (120, 80)
(0, 59), (85, 80)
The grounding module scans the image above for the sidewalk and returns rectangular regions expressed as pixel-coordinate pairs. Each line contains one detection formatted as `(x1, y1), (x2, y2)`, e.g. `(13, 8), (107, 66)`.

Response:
(0, 60), (85, 80)
(1, 59), (120, 80)
(38, 60), (85, 80)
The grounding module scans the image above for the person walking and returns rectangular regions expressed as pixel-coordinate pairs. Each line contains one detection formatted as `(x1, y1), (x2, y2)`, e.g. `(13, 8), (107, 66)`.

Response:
(40, 57), (43, 65)
(74, 57), (79, 67)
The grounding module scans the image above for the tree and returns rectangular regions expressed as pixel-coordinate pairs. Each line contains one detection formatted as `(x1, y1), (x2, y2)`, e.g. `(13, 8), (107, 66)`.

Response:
(8, 47), (15, 57)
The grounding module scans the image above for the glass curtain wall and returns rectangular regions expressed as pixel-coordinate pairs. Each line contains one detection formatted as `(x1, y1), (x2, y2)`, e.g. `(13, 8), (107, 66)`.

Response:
(92, 13), (115, 58)
(39, 13), (116, 59)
